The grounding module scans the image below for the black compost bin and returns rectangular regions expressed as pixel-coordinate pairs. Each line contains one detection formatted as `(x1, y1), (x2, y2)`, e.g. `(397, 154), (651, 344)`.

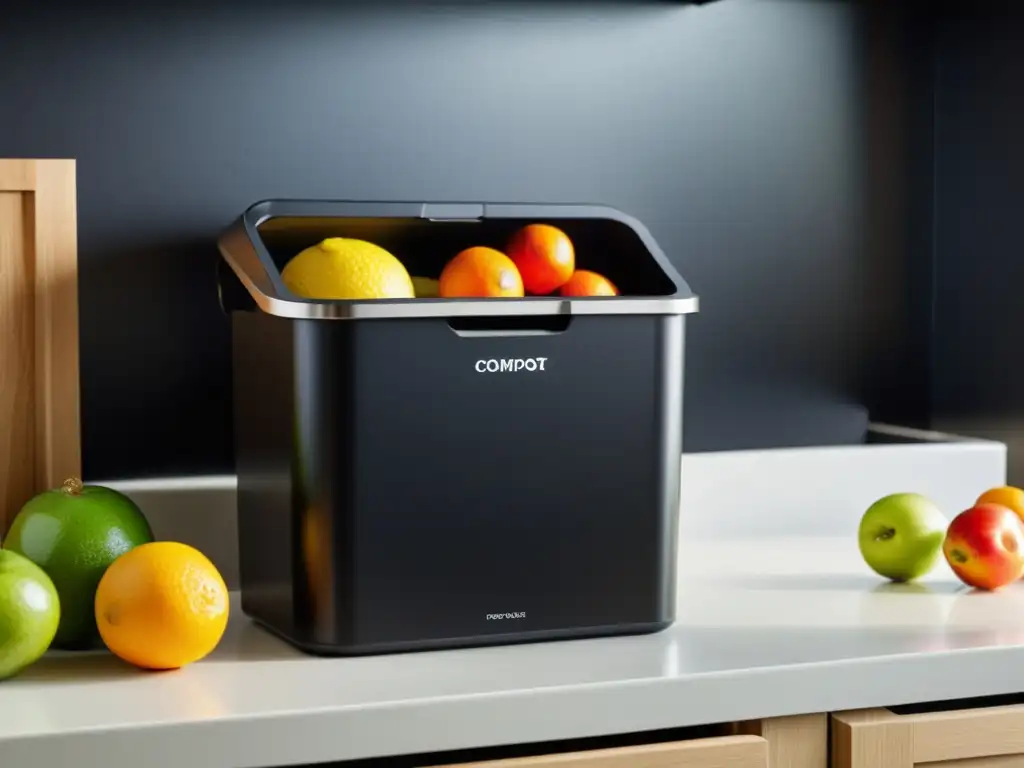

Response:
(216, 199), (700, 656)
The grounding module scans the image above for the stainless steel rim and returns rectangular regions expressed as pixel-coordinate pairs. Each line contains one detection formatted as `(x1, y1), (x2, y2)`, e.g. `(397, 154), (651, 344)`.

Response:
(218, 219), (700, 320)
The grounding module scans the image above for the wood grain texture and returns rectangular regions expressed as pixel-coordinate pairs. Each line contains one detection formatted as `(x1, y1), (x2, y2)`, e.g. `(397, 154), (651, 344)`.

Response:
(0, 159), (79, 534)
(925, 757), (1024, 768)
(831, 709), (912, 768)
(422, 736), (768, 768)
(910, 704), (1024, 764)
(0, 191), (35, 533)
(833, 703), (1024, 767)
(735, 714), (827, 768)
(0, 159), (35, 192)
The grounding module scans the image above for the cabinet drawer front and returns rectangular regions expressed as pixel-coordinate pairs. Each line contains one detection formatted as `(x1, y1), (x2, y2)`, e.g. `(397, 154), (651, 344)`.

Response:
(912, 705), (1024, 763)
(833, 704), (1024, 766)
(425, 735), (768, 768)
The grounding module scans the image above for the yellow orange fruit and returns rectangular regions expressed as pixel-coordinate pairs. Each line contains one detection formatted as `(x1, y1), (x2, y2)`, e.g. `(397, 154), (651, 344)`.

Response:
(281, 237), (414, 300)
(506, 224), (575, 295)
(438, 247), (524, 298)
(977, 486), (1024, 523)
(94, 542), (229, 671)
(559, 270), (619, 297)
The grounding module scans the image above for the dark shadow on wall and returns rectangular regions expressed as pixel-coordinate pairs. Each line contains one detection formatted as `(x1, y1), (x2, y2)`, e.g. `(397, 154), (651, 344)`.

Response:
(854, 0), (937, 430)
(1, 0), (933, 479)
(77, 237), (233, 478)
(929, 0), (1024, 484)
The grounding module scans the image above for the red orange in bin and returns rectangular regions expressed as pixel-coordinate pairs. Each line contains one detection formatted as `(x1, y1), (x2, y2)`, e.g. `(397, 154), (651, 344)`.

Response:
(435, 224), (618, 299)
(438, 247), (524, 298)
(560, 270), (619, 297)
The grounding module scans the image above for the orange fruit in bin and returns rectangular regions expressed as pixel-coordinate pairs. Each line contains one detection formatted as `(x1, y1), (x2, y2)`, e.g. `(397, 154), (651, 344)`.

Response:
(94, 541), (230, 671)
(560, 270), (619, 297)
(506, 224), (575, 294)
(439, 247), (524, 298)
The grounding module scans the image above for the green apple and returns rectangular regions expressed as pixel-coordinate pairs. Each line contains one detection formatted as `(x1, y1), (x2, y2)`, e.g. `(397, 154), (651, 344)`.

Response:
(858, 492), (948, 582)
(0, 549), (61, 681)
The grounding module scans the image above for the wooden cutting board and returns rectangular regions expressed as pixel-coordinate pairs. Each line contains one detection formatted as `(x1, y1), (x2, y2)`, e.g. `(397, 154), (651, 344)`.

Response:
(0, 159), (80, 534)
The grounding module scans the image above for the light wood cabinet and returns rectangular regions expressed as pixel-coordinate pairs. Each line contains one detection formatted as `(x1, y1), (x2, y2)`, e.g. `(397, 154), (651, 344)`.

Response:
(734, 714), (828, 768)
(424, 734), (769, 768)
(833, 701), (1024, 767)
(0, 158), (80, 533)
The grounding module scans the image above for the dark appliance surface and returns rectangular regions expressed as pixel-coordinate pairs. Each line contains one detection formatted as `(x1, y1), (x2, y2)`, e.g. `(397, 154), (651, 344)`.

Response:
(218, 200), (698, 655)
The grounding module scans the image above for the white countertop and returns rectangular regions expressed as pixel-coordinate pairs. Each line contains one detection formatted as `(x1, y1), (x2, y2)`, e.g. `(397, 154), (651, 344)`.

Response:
(5, 534), (1024, 768)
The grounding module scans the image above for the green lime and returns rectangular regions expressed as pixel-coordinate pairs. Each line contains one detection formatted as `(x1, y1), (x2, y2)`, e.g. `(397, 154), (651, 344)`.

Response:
(0, 549), (60, 680)
(3, 477), (154, 650)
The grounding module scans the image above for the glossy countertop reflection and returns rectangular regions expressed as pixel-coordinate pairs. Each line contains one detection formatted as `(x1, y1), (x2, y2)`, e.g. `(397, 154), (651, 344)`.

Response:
(4, 536), (1024, 768)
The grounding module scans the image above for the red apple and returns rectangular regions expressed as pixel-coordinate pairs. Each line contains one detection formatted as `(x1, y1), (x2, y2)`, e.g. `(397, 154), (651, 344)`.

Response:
(943, 503), (1024, 590)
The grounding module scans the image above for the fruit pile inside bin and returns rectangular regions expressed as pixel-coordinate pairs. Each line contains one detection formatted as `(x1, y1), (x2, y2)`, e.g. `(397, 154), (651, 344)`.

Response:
(279, 222), (619, 301)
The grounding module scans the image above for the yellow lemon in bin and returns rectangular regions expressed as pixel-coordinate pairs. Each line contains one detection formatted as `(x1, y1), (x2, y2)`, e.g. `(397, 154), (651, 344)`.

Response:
(281, 237), (415, 300)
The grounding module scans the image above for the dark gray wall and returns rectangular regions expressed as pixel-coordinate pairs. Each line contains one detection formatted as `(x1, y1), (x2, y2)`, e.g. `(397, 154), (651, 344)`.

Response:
(1, 0), (927, 481)
(932, 0), (1024, 482)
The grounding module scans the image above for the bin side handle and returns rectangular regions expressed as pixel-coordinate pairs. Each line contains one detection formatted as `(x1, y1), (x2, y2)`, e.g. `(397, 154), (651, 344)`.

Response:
(446, 314), (571, 338)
